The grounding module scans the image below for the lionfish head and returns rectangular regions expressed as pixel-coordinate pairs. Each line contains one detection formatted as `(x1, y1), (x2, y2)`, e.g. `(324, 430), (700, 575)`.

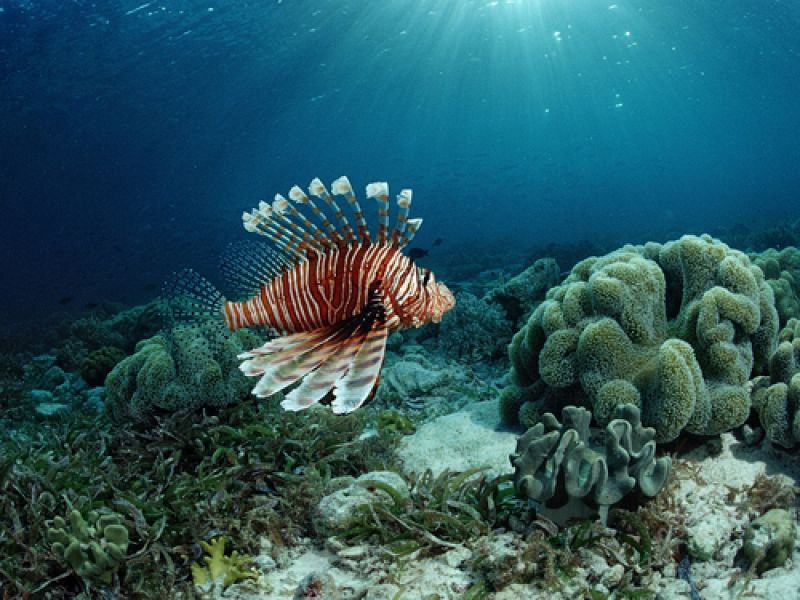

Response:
(420, 269), (455, 324)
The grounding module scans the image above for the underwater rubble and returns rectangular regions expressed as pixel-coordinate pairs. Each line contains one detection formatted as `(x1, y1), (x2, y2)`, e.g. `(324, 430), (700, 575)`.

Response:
(1, 234), (800, 599)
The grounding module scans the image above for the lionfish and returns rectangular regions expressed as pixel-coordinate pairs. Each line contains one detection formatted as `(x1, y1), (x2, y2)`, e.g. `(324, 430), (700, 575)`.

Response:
(169, 176), (455, 414)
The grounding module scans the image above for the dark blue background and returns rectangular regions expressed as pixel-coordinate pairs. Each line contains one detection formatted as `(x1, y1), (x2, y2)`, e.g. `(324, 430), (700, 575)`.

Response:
(1, 0), (798, 326)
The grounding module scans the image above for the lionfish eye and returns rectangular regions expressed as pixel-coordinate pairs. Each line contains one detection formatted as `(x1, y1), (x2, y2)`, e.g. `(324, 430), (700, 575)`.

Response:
(422, 270), (431, 286)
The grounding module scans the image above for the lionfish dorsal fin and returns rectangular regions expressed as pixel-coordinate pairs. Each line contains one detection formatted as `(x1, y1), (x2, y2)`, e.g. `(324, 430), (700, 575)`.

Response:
(309, 178), (357, 245)
(366, 181), (390, 244)
(332, 176), (371, 244)
(241, 177), (421, 259)
(219, 240), (288, 298)
(399, 217), (423, 250)
(289, 184), (345, 247)
(389, 188), (412, 247)
(242, 204), (308, 262)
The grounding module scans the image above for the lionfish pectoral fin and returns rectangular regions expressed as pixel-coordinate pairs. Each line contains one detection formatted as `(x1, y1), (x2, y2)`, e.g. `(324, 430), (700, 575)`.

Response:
(280, 326), (369, 411)
(330, 319), (389, 415)
(240, 319), (360, 399)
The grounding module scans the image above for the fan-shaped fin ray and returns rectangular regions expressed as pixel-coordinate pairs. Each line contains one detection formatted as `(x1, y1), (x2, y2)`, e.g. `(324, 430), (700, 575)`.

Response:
(331, 321), (388, 414)
(281, 327), (369, 411)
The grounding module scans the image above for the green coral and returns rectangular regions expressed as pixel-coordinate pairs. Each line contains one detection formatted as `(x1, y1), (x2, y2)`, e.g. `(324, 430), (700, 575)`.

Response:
(47, 509), (129, 585)
(511, 404), (671, 523)
(751, 318), (800, 447)
(191, 536), (258, 589)
(752, 247), (800, 326)
(510, 235), (778, 442)
(80, 346), (126, 387)
(376, 409), (416, 435)
(518, 401), (541, 430)
(105, 325), (261, 423)
(498, 385), (527, 427)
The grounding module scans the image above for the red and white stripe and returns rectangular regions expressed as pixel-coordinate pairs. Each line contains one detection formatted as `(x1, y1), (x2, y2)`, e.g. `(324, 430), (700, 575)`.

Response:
(223, 243), (423, 335)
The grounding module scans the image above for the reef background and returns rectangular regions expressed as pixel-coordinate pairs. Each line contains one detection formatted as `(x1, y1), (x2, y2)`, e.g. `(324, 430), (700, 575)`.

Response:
(1, 0), (799, 328)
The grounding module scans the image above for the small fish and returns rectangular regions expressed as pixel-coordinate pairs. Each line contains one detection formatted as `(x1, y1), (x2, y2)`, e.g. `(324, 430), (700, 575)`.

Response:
(407, 247), (429, 260)
(167, 177), (455, 414)
(84, 302), (99, 310)
(432, 237), (443, 247)
(142, 282), (158, 292)
(58, 296), (73, 306)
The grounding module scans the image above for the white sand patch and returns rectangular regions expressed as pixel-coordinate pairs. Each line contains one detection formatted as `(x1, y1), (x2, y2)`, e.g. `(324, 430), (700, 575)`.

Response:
(396, 398), (517, 478)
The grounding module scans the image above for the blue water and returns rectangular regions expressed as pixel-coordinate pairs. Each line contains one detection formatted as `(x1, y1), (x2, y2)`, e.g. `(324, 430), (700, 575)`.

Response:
(1, 0), (799, 327)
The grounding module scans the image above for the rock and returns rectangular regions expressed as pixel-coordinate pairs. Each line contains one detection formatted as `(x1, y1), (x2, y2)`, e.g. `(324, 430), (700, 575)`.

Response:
(687, 506), (735, 562)
(82, 387), (105, 413)
(485, 257), (560, 323)
(40, 366), (67, 391)
(364, 584), (402, 599)
(30, 389), (55, 404)
(384, 361), (449, 398)
(35, 402), (70, 418)
(601, 564), (625, 588)
(742, 508), (796, 573)
(313, 471), (409, 537)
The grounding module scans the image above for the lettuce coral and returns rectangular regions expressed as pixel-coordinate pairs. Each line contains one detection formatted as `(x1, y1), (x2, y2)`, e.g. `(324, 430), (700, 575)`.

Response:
(105, 325), (261, 423)
(510, 404), (671, 523)
(510, 235), (778, 442)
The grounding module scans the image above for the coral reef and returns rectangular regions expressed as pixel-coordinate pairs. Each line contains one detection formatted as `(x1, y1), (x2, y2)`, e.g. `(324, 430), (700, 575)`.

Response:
(437, 291), (512, 361)
(55, 301), (165, 370)
(105, 325), (260, 423)
(511, 404), (671, 522)
(510, 234), (779, 442)
(47, 508), (129, 585)
(751, 318), (800, 447)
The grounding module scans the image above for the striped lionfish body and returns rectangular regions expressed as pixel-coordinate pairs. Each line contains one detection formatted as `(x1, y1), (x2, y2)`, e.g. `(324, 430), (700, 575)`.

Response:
(217, 177), (454, 414)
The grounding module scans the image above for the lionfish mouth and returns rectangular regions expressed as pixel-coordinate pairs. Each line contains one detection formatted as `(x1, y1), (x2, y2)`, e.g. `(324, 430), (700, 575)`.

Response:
(431, 283), (456, 323)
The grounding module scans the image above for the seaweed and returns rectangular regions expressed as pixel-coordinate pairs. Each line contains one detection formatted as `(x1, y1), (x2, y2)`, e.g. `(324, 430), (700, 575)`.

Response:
(337, 468), (517, 558)
(0, 397), (397, 597)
